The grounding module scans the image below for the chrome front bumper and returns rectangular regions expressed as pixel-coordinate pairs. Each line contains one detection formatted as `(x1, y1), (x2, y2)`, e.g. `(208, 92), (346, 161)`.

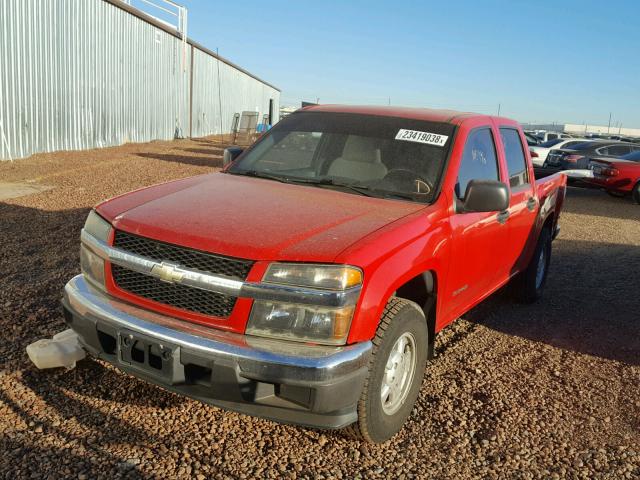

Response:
(62, 275), (371, 428)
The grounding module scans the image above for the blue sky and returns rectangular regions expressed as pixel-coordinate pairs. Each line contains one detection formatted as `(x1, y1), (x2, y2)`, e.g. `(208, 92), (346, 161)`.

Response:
(139, 0), (640, 127)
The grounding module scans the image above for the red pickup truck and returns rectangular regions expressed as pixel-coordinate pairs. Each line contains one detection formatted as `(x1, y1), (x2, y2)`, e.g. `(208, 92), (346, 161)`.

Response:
(63, 105), (566, 442)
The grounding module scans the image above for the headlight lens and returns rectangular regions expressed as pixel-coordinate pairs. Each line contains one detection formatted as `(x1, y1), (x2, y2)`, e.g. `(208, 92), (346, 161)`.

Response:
(247, 301), (355, 345)
(263, 263), (362, 290)
(80, 245), (106, 289)
(81, 211), (111, 289)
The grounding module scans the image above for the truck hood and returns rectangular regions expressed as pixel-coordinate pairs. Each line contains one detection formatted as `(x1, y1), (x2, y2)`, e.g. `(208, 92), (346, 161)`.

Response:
(97, 173), (426, 262)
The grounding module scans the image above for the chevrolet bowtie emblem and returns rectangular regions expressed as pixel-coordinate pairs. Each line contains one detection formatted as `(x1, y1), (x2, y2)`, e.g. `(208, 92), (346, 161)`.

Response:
(150, 262), (185, 283)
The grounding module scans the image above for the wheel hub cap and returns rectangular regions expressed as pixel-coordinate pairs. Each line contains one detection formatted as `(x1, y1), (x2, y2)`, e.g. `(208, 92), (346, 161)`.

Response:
(380, 332), (417, 415)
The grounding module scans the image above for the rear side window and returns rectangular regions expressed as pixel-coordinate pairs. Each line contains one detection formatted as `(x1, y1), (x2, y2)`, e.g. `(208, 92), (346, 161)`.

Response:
(455, 128), (500, 199)
(602, 144), (632, 157)
(500, 128), (529, 188)
(562, 140), (583, 149)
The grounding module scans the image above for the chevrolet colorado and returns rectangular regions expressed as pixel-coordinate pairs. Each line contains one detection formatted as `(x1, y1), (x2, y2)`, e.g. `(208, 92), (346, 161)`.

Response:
(62, 105), (566, 442)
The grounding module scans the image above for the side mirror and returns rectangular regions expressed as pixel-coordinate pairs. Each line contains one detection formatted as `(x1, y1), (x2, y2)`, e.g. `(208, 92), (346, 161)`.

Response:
(462, 180), (509, 213)
(223, 147), (244, 166)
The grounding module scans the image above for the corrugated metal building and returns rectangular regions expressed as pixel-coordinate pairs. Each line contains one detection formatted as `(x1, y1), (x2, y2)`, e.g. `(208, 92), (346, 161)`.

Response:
(0, 0), (280, 161)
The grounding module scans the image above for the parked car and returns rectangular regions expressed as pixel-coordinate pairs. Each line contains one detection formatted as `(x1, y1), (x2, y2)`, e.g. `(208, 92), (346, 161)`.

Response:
(524, 131), (541, 146)
(585, 150), (640, 203)
(529, 138), (591, 167)
(546, 141), (640, 170)
(62, 105), (567, 443)
(530, 131), (573, 142)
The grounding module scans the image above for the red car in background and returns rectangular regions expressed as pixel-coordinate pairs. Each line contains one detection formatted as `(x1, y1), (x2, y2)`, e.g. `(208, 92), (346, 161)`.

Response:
(586, 151), (640, 203)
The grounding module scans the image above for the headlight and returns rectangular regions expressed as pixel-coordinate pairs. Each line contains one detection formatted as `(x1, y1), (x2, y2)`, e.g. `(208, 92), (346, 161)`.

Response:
(247, 263), (363, 345)
(247, 302), (355, 345)
(80, 245), (106, 289)
(81, 211), (111, 289)
(263, 263), (362, 290)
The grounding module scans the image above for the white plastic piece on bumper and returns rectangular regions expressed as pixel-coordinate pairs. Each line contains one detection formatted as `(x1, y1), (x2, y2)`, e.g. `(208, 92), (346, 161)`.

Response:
(26, 329), (86, 370)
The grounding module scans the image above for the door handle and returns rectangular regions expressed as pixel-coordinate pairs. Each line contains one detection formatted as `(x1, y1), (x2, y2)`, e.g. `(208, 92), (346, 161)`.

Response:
(526, 197), (537, 212)
(496, 210), (510, 224)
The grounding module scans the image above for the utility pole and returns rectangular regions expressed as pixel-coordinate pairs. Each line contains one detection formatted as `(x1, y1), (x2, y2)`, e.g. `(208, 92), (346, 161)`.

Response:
(607, 112), (612, 134)
(497, 103), (501, 116)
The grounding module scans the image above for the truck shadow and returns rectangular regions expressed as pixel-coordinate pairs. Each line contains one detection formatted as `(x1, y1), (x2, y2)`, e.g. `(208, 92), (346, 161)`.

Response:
(0, 377), (162, 479)
(464, 238), (640, 366)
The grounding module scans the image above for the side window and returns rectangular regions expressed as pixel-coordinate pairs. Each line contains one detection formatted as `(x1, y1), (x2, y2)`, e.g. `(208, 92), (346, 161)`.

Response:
(455, 128), (500, 199)
(563, 141), (581, 149)
(605, 144), (632, 157)
(500, 128), (530, 188)
(548, 133), (558, 140)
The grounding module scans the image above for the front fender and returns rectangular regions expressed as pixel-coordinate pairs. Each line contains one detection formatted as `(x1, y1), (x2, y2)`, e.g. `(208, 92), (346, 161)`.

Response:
(345, 222), (451, 343)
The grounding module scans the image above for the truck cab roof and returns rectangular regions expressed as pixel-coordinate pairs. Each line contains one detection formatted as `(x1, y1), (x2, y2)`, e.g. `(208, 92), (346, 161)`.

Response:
(300, 104), (508, 126)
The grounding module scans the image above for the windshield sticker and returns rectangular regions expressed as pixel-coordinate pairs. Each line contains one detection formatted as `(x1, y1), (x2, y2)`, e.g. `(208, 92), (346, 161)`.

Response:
(395, 129), (448, 146)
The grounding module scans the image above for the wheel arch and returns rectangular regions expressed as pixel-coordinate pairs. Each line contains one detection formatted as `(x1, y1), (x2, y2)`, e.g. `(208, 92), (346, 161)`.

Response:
(393, 270), (437, 359)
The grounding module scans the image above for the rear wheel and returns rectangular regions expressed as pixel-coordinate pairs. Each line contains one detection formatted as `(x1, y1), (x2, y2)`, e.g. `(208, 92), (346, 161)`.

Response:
(632, 183), (640, 205)
(347, 297), (428, 443)
(513, 227), (552, 304)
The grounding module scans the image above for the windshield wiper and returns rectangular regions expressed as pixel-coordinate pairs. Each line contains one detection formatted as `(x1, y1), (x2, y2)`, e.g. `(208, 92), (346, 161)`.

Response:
(227, 171), (417, 200)
(226, 170), (291, 183)
(287, 177), (380, 197)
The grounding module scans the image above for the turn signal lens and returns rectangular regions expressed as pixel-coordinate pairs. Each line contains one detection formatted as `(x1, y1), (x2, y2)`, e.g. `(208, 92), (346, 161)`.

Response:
(84, 210), (112, 243)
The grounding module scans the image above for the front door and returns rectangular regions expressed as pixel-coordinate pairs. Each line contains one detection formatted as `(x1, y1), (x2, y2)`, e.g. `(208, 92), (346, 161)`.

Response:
(446, 126), (510, 320)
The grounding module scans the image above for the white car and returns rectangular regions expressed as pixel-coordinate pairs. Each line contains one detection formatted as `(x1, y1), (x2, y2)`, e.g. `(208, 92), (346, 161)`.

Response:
(529, 138), (590, 166)
(533, 131), (574, 143)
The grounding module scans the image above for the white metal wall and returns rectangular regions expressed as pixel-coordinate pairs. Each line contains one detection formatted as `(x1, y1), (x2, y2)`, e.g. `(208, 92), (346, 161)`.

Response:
(0, 0), (279, 161)
(191, 47), (279, 137)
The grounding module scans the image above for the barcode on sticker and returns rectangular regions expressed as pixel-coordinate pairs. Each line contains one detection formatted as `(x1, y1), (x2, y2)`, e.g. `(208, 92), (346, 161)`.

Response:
(395, 129), (448, 146)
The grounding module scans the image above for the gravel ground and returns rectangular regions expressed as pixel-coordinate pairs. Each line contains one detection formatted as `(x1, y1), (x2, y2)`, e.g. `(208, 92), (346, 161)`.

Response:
(0, 139), (639, 479)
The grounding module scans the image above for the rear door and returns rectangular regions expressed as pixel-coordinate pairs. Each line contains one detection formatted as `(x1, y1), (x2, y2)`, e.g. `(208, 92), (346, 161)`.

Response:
(446, 126), (510, 319)
(497, 126), (538, 277)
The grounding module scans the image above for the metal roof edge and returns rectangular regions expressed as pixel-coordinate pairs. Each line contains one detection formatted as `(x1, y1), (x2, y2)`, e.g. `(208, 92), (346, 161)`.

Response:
(102, 0), (281, 92)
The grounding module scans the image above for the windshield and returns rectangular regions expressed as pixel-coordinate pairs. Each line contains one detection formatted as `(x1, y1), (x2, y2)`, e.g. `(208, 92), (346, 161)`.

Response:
(539, 138), (564, 148)
(228, 111), (455, 202)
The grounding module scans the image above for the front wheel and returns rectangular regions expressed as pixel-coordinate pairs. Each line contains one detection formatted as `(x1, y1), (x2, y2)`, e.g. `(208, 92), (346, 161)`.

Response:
(347, 297), (428, 443)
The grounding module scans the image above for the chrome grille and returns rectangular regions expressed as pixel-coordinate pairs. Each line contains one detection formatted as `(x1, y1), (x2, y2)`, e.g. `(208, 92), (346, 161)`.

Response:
(111, 231), (253, 318)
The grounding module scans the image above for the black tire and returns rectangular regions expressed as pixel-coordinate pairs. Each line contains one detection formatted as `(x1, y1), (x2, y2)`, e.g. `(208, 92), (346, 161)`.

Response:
(632, 183), (640, 205)
(513, 227), (552, 304)
(606, 190), (626, 198)
(346, 297), (428, 443)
